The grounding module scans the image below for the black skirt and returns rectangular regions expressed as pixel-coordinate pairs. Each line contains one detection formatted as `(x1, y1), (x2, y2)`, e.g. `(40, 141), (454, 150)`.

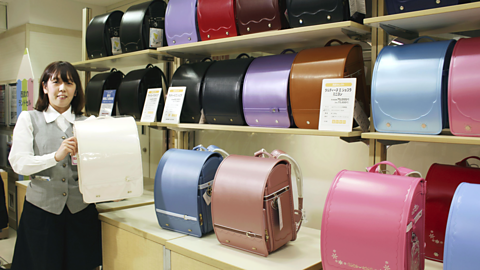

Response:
(11, 201), (102, 270)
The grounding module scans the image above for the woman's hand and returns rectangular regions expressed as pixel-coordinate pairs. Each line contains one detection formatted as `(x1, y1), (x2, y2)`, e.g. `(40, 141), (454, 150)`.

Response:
(54, 137), (77, 162)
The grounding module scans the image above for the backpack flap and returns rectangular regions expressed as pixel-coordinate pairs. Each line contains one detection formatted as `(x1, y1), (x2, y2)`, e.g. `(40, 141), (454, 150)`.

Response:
(235, 0), (287, 35)
(75, 116), (144, 203)
(212, 154), (280, 256)
(86, 10), (123, 59)
(321, 161), (425, 269)
(448, 37), (480, 137)
(154, 146), (223, 237)
(243, 53), (297, 128)
(165, 0), (199, 45)
(117, 64), (167, 121)
(85, 69), (124, 117)
(372, 39), (456, 134)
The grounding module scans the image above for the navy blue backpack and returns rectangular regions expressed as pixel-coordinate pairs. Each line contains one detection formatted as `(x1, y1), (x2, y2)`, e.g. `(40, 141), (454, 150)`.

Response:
(154, 145), (228, 237)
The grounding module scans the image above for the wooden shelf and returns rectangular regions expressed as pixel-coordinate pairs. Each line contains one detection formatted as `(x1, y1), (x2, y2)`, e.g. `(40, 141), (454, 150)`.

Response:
(138, 122), (362, 138)
(157, 21), (371, 58)
(364, 2), (480, 38)
(72, 50), (174, 72)
(362, 132), (480, 146)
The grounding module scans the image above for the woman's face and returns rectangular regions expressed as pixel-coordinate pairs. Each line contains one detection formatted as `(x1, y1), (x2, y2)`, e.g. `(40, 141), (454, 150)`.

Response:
(43, 74), (76, 114)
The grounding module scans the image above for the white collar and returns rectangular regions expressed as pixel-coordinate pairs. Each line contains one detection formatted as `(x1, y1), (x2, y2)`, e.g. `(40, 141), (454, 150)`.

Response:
(43, 105), (75, 124)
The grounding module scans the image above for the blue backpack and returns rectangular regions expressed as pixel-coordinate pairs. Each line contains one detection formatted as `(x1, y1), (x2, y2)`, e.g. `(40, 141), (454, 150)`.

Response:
(154, 145), (227, 237)
(372, 38), (456, 134)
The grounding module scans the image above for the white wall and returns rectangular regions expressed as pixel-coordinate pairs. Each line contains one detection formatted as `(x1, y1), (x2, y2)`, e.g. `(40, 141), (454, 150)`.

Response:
(195, 131), (370, 230)
(5, 0), (106, 30)
(0, 29), (25, 83)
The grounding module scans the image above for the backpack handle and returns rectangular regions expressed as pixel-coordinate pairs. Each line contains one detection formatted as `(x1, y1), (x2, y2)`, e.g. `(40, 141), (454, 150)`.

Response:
(455, 156), (480, 167)
(367, 161), (422, 177)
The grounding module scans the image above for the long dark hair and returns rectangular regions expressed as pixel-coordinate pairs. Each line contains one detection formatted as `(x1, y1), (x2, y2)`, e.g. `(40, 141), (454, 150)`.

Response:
(35, 61), (85, 115)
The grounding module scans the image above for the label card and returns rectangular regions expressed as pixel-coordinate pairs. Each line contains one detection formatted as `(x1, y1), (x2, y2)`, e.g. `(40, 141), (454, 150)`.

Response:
(149, 28), (164, 48)
(99, 90), (116, 116)
(140, 88), (163, 123)
(111, 37), (122, 55)
(318, 78), (357, 132)
(161, 86), (187, 124)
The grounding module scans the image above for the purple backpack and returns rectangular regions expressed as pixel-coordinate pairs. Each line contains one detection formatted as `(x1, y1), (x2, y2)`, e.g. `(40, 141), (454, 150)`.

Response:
(242, 52), (297, 128)
(165, 0), (199, 46)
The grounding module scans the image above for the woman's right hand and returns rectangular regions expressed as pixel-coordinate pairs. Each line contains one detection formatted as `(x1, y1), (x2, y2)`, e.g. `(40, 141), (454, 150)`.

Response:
(54, 137), (77, 162)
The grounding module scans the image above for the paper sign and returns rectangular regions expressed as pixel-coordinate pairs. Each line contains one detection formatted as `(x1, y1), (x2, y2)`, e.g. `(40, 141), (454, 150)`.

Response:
(99, 90), (116, 116)
(318, 78), (357, 132)
(149, 28), (164, 48)
(140, 88), (163, 122)
(111, 37), (122, 55)
(161, 87), (187, 124)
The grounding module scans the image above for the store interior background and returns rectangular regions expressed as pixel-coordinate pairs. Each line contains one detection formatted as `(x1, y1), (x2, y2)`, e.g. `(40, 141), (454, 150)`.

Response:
(0, 0), (478, 247)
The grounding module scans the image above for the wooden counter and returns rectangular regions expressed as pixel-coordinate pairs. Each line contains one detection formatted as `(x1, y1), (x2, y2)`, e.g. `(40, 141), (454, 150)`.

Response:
(99, 204), (185, 270)
(165, 227), (322, 270)
(99, 204), (322, 270)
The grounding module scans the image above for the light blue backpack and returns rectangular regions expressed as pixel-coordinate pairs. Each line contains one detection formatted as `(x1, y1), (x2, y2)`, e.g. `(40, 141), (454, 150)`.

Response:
(372, 37), (456, 134)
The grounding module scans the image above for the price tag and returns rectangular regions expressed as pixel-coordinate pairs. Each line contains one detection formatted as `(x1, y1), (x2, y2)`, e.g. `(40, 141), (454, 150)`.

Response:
(111, 37), (122, 55)
(203, 191), (211, 206)
(140, 88), (163, 122)
(318, 78), (357, 132)
(161, 87), (187, 124)
(72, 154), (78, 166)
(150, 28), (164, 48)
(99, 90), (116, 116)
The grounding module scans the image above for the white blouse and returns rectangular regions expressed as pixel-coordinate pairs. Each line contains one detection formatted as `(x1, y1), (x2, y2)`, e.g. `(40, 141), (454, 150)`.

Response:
(8, 106), (76, 176)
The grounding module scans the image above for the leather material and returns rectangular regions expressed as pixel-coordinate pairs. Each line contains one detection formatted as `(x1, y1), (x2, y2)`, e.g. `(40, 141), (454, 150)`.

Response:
(235, 0), (288, 35)
(290, 44), (369, 129)
(197, 0), (237, 40)
(385, 0), (458, 15)
(372, 39), (456, 134)
(286, 0), (349, 28)
(86, 10), (123, 59)
(202, 57), (254, 125)
(448, 37), (480, 137)
(243, 53), (296, 128)
(117, 65), (165, 121)
(165, 0), (200, 45)
(424, 156), (480, 262)
(321, 161), (426, 270)
(154, 145), (223, 237)
(85, 69), (124, 116)
(444, 182), (480, 270)
(75, 116), (144, 203)
(170, 61), (214, 123)
(120, 0), (167, 53)
(212, 151), (298, 256)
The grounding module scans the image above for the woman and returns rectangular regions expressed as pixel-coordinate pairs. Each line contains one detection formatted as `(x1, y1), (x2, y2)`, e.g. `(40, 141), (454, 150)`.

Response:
(8, 61), (102, 270)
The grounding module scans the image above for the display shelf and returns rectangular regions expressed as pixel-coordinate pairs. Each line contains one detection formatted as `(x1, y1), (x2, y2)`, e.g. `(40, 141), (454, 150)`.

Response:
(157, 21), (371, 58)
(364, 2), (480, 38)
(72, 49), (174, 72)
(362, 131), (480, 145)
(146, 122), (362, 138)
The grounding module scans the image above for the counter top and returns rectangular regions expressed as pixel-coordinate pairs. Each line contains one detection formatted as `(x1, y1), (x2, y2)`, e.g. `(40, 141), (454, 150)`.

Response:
(99, 204), (185, 246)
(166, 227), (322, 270)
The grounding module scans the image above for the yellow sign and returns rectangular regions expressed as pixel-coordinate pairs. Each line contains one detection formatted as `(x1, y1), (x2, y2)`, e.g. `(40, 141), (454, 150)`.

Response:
(325, 82), (352, 87)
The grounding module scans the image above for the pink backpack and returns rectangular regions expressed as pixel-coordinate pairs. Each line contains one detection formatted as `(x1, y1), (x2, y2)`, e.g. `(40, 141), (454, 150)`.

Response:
(321, 161), (425, 270)
(211, 149), (304, 256)
(448, 37), (480, 136)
